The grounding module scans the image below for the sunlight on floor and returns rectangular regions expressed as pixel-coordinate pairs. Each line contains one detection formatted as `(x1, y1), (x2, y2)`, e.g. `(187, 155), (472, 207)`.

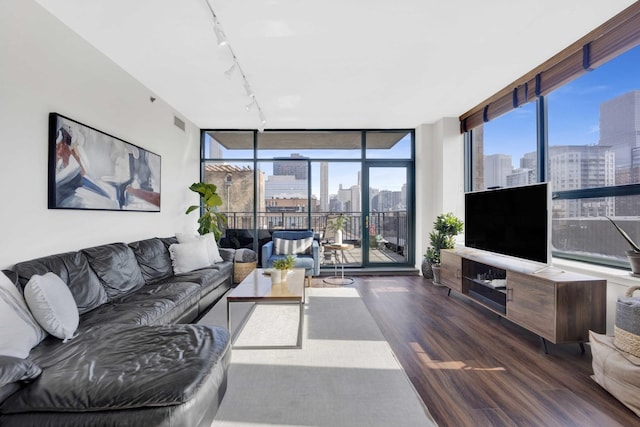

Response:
(372, 286), (410, 293)
(410, 342), (506, 372)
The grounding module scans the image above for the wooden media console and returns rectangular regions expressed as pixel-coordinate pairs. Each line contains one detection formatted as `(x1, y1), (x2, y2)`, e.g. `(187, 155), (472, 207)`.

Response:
(440, 248), (606, 352)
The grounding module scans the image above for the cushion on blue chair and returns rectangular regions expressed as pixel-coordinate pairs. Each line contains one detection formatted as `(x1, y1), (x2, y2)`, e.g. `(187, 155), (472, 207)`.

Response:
(267, 255), (315, 271)
(273, 237), (313, 255)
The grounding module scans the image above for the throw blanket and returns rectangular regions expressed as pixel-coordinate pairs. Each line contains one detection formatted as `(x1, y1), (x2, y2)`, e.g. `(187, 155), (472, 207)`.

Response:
(234, 249), (257, 263)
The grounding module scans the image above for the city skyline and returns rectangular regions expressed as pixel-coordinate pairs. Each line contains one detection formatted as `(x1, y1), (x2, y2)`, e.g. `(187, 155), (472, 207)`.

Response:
(481, 86), (639, 218)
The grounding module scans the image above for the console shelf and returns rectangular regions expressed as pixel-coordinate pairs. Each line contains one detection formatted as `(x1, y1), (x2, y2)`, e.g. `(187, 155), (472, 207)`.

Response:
(440, 248), (606, 350)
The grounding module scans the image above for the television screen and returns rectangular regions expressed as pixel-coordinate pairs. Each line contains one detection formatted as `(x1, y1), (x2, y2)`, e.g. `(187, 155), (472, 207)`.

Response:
(464, 183), (550, 264)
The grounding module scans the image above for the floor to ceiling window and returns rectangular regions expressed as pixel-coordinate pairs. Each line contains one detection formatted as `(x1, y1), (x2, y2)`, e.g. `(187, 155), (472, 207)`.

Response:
(547, 46), (640, 268)
(201, 130), (415, 269)
(465, 43), (640, 270)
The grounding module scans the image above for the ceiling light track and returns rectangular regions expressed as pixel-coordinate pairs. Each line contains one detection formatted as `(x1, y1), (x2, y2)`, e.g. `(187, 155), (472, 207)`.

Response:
(204, 0), (266, 131)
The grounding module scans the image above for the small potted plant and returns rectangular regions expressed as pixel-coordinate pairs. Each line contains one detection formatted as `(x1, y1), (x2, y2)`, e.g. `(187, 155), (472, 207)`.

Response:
(272, 255), (296, 284)
(605, 216), (640, 275)
(328, 214), (348, 245)
(424, 213), (464, 285)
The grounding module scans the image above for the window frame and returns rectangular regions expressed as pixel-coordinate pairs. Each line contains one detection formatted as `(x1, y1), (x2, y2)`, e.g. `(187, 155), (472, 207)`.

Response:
(464, 92), (640, 269)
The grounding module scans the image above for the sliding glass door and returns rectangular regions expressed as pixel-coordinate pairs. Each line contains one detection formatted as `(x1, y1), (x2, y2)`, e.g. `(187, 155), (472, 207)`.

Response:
(363, 164), (412, 266)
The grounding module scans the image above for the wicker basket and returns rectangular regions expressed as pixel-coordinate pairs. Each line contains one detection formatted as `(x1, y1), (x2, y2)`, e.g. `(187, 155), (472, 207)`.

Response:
(233, 261), (257, 284)
(614, 286), (640, 358)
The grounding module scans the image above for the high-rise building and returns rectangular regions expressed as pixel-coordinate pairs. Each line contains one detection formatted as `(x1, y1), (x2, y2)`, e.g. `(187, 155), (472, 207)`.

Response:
(350, 184), (361, 212)
(599, 90), (640, 174)
(264, 175), (307, 199)
(599, 90), (640, 215)
(549, 145), (615, 217)
(483, 154), (513, 188)
(520, 152), (537, 171)
(506, 168), (535, 187)
(320, 162), (329, 212)
(273, 153), (308, 179)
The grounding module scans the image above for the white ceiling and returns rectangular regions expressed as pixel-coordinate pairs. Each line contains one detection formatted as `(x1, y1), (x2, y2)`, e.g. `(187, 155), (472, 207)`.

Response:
(34, 0), (636, 130)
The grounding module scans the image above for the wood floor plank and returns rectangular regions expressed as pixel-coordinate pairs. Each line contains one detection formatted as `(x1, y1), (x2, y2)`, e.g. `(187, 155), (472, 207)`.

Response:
(312, 275), (639, 427)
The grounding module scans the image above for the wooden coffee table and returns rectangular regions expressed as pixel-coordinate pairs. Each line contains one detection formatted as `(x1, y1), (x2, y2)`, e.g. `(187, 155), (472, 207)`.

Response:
(226, 268), (305, 349)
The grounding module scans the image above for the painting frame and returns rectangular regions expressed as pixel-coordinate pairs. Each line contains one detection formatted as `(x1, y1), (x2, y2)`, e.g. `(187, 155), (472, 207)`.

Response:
(48, 113), (161, 212)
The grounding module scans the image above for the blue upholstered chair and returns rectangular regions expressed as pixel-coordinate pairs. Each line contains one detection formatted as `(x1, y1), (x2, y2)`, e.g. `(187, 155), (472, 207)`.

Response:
(262, 230), (320, 287)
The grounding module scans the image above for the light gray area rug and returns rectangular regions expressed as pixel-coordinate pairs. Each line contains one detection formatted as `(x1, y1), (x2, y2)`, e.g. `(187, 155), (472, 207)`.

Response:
(199, 287), (437, 427)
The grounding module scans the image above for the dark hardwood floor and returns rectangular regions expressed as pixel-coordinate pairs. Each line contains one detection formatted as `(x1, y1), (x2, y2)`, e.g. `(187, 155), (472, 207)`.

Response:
(311, 275), (639, 427)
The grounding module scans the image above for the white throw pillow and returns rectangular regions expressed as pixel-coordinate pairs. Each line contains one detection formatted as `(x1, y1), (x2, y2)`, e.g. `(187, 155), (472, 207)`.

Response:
(0, 272), (46, 358)
(169, 240), (211, 274)
(176, 232), (223, 264)
(24, 272), (79, 342)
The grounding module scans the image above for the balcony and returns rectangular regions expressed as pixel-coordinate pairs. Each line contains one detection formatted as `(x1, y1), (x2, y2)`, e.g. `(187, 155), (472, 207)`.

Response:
(221, 211), (408, 266)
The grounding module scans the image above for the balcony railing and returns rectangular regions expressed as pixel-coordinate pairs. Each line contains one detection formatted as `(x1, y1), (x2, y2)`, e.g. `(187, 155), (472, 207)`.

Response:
(222, 210), (408, 253)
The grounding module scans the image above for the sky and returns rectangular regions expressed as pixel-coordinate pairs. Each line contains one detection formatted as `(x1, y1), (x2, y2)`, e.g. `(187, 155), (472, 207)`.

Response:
(484, 44), (640, 168)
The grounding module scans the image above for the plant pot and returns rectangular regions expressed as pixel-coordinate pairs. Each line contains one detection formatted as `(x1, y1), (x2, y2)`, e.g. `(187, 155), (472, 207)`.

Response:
(627, 251), (640, 276)
(421, 259), (433, 279)
(271, 269), (282, 285)
(335, 229), (343, 245)
(431, 264), (442, 285)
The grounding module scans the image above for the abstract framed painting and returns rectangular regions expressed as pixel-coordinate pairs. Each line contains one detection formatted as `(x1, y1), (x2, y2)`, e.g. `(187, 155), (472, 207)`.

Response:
(48, 113), (161, 212)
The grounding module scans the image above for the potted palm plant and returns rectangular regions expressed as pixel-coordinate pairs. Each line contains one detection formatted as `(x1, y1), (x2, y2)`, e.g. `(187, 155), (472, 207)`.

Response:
(605, 216), (640, 275)
(424, 213), (464, 285)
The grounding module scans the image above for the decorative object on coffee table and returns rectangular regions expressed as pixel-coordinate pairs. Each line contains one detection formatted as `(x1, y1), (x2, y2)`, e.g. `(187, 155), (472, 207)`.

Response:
(271, 255), (295, 285)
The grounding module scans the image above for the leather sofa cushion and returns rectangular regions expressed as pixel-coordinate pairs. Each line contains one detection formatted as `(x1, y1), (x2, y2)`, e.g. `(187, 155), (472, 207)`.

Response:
(1, 324), (230, 414)
(12, 252), (107, 315)
(155, 265), (230, 294)
(209, 260), (233, 278)
(83, 243), (145, 300)
(129, 238), (173, 283)
(77, 282), (201, 331)
(159, 236), (178, 249)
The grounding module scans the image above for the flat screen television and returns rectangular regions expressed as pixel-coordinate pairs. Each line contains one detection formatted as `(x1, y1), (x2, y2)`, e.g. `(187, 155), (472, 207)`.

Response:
(464, 183), (550, 265)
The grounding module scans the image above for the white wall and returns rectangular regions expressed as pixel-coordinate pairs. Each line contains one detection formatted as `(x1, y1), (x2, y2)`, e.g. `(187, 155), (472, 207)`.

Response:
(0, 0), (201, 268)
(415, 118), (465, 267)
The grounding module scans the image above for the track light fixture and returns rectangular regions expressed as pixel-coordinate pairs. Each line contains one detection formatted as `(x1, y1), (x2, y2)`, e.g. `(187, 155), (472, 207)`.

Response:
(223, 63), (236, 79)
(243, 80), (255, 99)
(213, 22), (228, 47)
(204, 0), (266, 130)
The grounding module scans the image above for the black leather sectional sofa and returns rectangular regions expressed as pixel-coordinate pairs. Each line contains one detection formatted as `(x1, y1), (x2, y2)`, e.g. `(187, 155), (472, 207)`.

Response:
(0, 236), (233, 427)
